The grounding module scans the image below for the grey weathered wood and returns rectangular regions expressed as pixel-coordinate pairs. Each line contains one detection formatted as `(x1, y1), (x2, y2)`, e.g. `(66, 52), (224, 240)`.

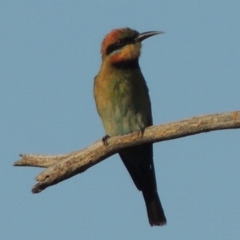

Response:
(13, 111), (240, 193)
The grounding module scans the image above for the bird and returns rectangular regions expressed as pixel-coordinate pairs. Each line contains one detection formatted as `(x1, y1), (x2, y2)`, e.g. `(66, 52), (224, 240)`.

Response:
(93, 27), (166, 226)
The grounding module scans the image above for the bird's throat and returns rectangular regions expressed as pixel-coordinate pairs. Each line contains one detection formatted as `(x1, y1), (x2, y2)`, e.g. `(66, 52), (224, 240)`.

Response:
(112, 59), (140, 69)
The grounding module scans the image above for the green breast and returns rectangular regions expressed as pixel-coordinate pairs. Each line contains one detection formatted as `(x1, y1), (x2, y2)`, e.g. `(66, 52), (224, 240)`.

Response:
(94, 65), (152, 136)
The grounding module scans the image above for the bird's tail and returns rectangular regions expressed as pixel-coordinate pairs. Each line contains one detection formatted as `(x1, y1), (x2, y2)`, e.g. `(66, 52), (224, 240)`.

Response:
(142, 190), (166, 226)
(119, 144), (166, 226)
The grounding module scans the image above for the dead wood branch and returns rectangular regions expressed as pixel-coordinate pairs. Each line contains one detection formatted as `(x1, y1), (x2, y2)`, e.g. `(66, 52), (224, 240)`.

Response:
(14, 111), (240, 193)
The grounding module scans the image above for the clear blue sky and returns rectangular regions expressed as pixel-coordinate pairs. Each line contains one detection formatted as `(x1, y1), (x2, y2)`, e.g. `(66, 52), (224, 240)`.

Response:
(1, 1), (240, 239)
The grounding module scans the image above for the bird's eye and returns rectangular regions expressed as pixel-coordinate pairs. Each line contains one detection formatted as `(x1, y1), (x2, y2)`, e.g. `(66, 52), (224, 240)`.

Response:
(116, 39), (125, 46)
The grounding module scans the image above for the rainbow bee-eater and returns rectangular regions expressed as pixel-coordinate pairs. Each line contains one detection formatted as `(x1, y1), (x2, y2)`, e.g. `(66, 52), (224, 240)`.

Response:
(94, 28), (166, 226)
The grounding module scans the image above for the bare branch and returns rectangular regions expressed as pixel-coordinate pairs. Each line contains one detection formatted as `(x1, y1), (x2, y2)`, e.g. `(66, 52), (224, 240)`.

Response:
(14, 111), (240, 193)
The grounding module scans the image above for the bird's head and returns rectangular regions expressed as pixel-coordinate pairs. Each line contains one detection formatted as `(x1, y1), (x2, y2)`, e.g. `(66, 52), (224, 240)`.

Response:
(101, 28), (163, 64)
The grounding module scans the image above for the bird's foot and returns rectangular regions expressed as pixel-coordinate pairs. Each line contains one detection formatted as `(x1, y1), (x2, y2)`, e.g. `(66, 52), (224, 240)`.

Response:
(137, 128), (145, 138)
(102, 135), (110, 146)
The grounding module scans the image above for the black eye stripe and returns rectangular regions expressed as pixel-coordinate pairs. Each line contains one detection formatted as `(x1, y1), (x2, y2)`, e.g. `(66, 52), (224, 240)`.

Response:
(106, 37), (134, 56)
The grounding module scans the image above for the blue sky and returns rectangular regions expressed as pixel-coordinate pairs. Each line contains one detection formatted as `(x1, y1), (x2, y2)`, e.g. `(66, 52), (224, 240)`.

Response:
(1, 1), (240, 239)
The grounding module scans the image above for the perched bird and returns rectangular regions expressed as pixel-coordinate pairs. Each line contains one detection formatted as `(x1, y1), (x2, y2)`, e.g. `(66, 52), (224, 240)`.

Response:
(94, 28), (166, 226)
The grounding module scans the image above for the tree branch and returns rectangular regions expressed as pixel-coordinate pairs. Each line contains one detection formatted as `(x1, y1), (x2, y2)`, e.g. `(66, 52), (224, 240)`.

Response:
(14, 111), (240, 193)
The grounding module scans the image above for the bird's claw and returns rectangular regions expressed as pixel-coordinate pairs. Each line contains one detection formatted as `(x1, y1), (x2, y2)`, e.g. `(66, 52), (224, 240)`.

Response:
(102, 135), (110, 146)
(137, 128), (145, 138)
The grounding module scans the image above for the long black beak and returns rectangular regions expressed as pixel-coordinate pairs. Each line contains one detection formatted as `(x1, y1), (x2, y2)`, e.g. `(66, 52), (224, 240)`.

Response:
(134, 31), (164, 42)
